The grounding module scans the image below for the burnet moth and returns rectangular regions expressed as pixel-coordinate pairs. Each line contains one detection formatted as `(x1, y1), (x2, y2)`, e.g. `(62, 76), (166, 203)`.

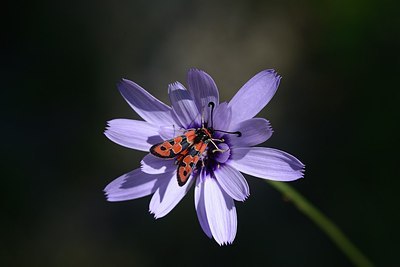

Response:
(150, 102), (241, 186)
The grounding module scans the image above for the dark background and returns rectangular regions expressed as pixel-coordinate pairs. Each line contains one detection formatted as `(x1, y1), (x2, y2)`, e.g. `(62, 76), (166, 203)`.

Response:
(3, 0), (399, 266)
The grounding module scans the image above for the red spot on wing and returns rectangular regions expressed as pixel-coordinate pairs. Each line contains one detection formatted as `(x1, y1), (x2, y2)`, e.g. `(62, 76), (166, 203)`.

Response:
(177, 145), (205, 186)
(150, 135), (187, 158)
(194, 142), (208, 154)
(178, 154), (198, 186)
(150, 127), (213, 186)
(170, 136), (183, 154)
(151, 141), (173, 157)
(175, 148), (189, 163)
(184, 130), (196, 144)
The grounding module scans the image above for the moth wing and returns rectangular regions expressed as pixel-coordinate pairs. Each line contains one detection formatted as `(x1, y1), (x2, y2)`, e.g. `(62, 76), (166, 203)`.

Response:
(150, 134), (191, 158)
(177, 142), (208, 186)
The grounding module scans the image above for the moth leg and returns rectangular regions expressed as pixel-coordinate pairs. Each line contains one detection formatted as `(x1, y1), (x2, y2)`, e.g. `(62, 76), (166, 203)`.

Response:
(208, 139), (229, 153)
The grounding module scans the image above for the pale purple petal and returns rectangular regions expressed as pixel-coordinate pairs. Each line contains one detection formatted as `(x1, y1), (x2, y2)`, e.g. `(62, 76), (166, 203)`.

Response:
(158, 125), (188, 140)
(104, 168), (167, 201)
(204, 178), (237, 245)
(228, 70), (281, 124)
(118, 79), (175, 126)
(168, 82), (201, 128)
(213, 102), (232, 132)
(158, 125), (182, 140)
(187, 68), (219, 123)
(149, 172), (194, 219)
(214, 143), (230, 163)
(229, 118), (273, 147)
(105, 119), (163, 151)
(229, 147), (304, 181)
(141, 154), (176, 174)
(214, 164), (249, 201)
(194, 173), (212, 238)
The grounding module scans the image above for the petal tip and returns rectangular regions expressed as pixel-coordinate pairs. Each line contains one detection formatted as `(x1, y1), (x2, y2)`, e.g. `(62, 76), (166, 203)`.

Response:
(188, 67), (203, 73)
(242, 193), (250, 202)
(216, 240), (233, 246)
(168, 81), (186, 92)
(149, 209), (159, 219)
(117, 78), (130, 91)
(104, 193), (112, 202)
(291, 164), (306, 180)
(262, 69), (282, 84)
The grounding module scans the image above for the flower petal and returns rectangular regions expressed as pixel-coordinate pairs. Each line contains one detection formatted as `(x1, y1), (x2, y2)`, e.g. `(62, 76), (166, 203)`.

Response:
(141, 154), (176, 174)
(214, 143), (230, 163)
(104, 119), (163, 151)
(104, 168), (166, 201)
(158, 125), (187, 140)
(214, 164), (249, 201)
(229, 118), (273, 147)
(204, 178), (237, 245)
(168, 82), (201, 128)
(118, 79), (175, 126)
(194, 173), (212, 238)
(149, 171), (194, 219)
(159, 125), (175, 140)
(187, 68), (219, 123)
(228, 70), (281, 124)
(229, 147), (304, 181)
(213, 102), (232, 132)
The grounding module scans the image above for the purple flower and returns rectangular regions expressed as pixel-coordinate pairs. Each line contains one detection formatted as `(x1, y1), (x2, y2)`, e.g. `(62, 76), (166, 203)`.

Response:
(104, 69), (304, 245)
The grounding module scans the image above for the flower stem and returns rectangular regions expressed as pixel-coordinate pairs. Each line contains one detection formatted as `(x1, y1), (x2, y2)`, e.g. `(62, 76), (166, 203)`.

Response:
(267, 181), (374, 267)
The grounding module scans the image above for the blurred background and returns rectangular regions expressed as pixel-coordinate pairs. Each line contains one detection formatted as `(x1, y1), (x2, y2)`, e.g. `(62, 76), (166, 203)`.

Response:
(3, 0), (399, 266)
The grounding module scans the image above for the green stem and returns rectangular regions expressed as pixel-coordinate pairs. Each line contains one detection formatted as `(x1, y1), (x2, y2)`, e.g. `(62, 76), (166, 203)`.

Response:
(267, 181), (374, 267)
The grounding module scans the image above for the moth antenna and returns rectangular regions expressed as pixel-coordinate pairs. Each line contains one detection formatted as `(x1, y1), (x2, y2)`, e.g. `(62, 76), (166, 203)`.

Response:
(214, 129), (242, 137)
(201, 106), (205, 128)
(186, 112), (202, 129)
(207, 102), (216, 128)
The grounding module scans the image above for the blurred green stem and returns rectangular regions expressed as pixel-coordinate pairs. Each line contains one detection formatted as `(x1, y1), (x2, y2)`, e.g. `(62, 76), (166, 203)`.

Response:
(267, 181), (374, 267)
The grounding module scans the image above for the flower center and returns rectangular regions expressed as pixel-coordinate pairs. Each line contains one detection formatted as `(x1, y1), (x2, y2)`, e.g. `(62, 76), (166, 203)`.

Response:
(197, 137), (231, 177)
(195, 102), (240, 177)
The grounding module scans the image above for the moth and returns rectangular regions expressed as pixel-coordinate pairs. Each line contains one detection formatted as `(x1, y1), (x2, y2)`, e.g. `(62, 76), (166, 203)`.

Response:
(150, 102), (241, 186)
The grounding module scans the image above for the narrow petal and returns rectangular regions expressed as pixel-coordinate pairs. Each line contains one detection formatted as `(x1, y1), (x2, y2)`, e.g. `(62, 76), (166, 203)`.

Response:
(104, 168), (167, 201)
(149, 171), (194, 219)
(214, 164), (249, 201)
(105, 119), (163, 151)
(168, 82), (201, 128)
(213, 102), (232, 132)
(228, 70), (281, 124)
(194, 174), (212, 238)
(118, 79), (175, 126)
(187, 68), (219, 123)
(229, 147), (304, 181)
(204, 178), (237, 245)
(159, 125), (177, 140)
(141, 154), (176, 174)
(158, 125), (187, 140)
(229, 118), (273, 147)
